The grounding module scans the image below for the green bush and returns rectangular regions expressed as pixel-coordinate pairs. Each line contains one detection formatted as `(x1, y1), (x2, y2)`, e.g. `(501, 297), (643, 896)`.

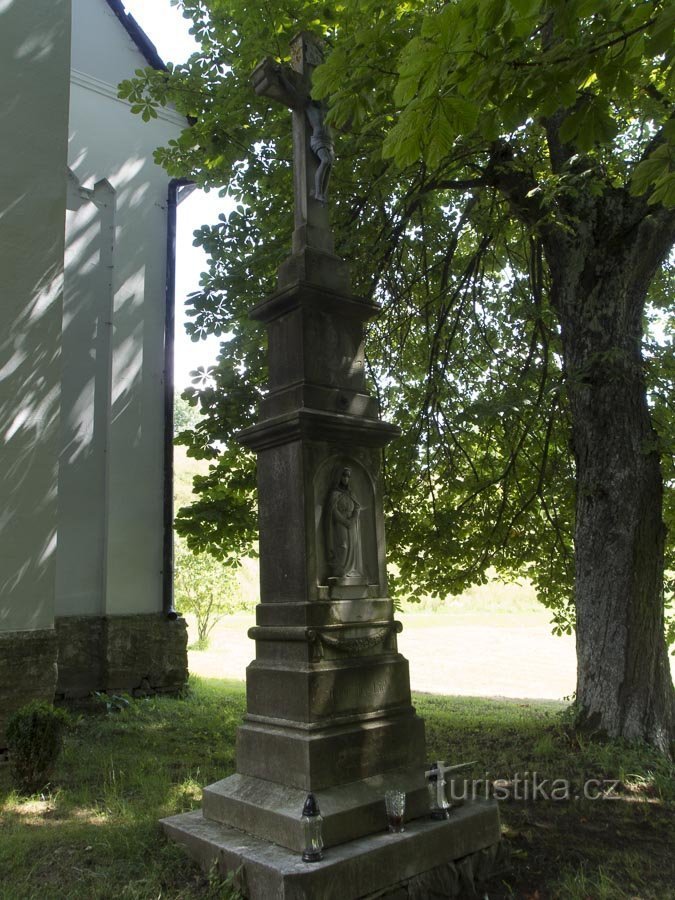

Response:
(174, 537), (253, 649)
(6, 701), (70, 793)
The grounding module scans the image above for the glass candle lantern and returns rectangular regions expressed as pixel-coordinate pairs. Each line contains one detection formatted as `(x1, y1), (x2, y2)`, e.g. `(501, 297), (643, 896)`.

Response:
(384, 789), (406, 833)
(301, 792), (324, 862)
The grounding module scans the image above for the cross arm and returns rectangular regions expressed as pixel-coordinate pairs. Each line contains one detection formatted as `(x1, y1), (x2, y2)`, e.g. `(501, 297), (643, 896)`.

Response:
(251, 58), (308, 111)
(425, 760), (477, 779)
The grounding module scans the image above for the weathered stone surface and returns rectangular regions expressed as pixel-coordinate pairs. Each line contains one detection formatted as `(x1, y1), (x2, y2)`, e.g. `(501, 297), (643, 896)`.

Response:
(0, 629), (58, 748)
(161, 800), (501, 899)
(162, 37), (502, 891)
(259, 383), (379, 422)
(236, 712), (427, 791)
(255, 599), (395, 628)
(378, 843), (503, 899)
(406, 861), (460, 900)
(54, 614), (188, 698)
(54, 616), (104, 697)
(245, 655), (414, 723)
(277, 247), (352, 292)
(251, 620), (401, 665)
(252, 283), (374, 398)
(212, 274), (429, 849)
(104, 614), (188, 694)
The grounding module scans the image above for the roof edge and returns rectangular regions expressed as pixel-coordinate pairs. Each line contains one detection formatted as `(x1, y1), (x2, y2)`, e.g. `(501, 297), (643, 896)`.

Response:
(104, 0), (167, 71)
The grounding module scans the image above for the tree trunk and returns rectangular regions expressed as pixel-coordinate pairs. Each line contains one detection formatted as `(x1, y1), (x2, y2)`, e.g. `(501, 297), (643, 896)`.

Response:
(546, 192), (675, 754)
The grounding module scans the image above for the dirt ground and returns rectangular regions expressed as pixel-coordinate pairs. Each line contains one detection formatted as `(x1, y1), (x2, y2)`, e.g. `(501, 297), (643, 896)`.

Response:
(187, 607), (579, 700)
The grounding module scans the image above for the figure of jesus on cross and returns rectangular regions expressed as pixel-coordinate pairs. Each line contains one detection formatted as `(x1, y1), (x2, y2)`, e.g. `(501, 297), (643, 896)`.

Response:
(251, 32), (336, 256)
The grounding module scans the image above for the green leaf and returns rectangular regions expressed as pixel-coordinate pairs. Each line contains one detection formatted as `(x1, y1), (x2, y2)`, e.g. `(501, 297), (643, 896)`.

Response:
(631, 142), (674, 199)
(647, 4), (675, 56)
(648, 172), (675, 207)
(124, 0), (674, 670)
(559, 98), (617, 150)
(509, 0), (540, 17)
(441, 95), (480, 134)
(478, 0), (507, 31)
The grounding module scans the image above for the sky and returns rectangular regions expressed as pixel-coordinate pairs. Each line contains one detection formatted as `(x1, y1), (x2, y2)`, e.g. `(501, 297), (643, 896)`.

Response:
(122, 0), (231, 389)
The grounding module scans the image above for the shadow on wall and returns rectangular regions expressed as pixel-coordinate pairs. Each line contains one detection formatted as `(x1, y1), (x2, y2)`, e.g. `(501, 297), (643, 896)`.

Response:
(57, 156), (165, 619)
(0, 258), (61, 620)
(0, 0), (70, 628)
(1, 0), (171, 626)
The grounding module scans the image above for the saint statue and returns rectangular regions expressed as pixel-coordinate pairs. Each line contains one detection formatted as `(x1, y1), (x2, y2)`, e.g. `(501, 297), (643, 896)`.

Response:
(325, 467), (364, 580)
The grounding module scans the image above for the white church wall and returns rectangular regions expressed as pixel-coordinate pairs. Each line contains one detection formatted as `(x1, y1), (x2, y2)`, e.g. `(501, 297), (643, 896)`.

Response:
(58, 0), (186, 618)
(0, 0), (72, 633)
(0, 0), (72, 739)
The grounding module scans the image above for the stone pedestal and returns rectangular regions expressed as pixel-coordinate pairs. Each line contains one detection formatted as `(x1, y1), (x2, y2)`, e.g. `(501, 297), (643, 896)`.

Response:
(163, 800), (501, 899)
(162, 265), (501, 895)
(193, 274), (429, 849)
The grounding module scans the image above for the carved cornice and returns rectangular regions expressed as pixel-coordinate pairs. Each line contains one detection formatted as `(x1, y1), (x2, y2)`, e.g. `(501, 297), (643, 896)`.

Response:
(249, 621), (403, 661)
(249, 280), (379, 324)
(238, 407), (400, 451)
(70, 69), (187, 128)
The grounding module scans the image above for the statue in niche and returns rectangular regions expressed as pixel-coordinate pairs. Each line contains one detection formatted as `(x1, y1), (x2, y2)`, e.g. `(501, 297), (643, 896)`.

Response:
(325, 466), (364, 581)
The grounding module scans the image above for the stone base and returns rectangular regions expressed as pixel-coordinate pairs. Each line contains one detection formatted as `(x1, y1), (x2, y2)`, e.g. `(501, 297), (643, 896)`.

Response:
(54, 614), (188, 698)
(162, 800), (501, 899)
(202, 767), (428, 853)
(0, 629), (59, 748)
(237, 710), (426, 792)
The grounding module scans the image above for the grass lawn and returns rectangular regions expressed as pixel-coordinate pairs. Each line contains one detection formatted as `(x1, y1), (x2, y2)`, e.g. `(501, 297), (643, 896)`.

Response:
(1, 678), (673, 899)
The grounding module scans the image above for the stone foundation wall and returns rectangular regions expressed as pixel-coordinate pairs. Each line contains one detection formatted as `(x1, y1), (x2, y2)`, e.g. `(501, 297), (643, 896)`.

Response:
(0, 616), (187, 748)
(0, 629), (59, 747)
(54, 616), (105, 697)
(54, 614), (188, 699)
(104, 614), (188, 695)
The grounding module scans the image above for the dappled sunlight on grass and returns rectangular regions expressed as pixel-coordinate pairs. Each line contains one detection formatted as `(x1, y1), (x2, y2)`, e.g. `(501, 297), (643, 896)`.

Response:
(1, 795), (56, 819)
(0, 679), (672, 898)
(165, 777), (203, 815)
(2, 802), (108, 828)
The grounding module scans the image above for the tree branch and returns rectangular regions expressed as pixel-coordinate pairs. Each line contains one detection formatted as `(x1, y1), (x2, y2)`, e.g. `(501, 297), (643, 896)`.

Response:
(511, 18), (656, 68)
(484, 142), (546, 228)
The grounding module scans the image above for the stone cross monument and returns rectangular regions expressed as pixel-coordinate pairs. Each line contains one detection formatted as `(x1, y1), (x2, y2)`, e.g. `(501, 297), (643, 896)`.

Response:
(162, 31), (500, 899)
(250, 31), (349, 293)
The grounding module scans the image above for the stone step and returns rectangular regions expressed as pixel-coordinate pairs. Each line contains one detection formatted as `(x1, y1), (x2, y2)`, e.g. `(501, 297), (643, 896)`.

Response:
(202, 768), (428, 851)
(161, 800), (501, 899)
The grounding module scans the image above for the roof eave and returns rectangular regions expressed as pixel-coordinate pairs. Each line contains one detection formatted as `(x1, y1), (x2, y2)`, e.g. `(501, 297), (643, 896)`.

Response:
(104, 0), (167, 71)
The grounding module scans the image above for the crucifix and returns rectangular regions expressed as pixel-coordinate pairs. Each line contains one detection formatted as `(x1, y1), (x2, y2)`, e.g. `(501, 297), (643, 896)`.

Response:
(251, 31), (336, 257)
(425, 759), (477, 818)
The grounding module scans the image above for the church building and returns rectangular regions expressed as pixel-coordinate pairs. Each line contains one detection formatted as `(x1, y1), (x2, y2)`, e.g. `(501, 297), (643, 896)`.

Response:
(0, 0), (190, 743)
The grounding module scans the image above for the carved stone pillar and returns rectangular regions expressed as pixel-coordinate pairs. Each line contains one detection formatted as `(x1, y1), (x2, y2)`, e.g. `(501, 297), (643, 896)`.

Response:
(196, 272), (428, 851)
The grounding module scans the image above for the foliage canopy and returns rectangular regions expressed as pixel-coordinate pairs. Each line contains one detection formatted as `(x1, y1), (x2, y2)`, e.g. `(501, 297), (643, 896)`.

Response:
(121, 0), (674, 636)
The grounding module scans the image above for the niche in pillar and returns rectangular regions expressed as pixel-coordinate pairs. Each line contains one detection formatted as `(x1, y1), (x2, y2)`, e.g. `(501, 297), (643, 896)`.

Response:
(314, 457), (379, 598)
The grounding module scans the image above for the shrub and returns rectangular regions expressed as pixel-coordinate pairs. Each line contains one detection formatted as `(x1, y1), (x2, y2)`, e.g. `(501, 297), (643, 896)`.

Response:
(174, 537), (252, 649)
(6, 700), (70, 793)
